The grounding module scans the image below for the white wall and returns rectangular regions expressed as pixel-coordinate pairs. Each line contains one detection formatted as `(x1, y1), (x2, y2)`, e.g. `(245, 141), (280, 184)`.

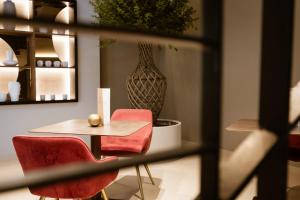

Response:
(0, 0), (100, 159)
(222, 0), (300, 150)
(221, 0), (262, 150)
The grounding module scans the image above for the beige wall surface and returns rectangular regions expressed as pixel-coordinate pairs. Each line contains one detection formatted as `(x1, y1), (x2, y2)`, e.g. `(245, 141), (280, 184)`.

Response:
(292, 0), (300, 86)
(0, 0), (100, 158)
(101, 45), (203, 142)
(101, 0), (203, 142)
(222, 0), (300, 150)
(101, 0), (300, 149)
(222, 0), (262, 150)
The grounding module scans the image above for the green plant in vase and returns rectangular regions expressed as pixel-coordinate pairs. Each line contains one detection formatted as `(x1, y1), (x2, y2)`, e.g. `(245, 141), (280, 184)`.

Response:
(91, 0), (197, 123)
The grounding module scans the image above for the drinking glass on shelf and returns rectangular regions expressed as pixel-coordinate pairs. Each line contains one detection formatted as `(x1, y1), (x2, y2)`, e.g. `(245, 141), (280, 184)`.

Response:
(0, 92), (7, 102)
(54, 61), (61, 67)
(62, 61), (68, 67)
(45, 61), (52, 67)
(63, 94), (68, 100)
(40, 95), (46, 101)
(50, 94), (55, 101)
(37, 60), (43, 67)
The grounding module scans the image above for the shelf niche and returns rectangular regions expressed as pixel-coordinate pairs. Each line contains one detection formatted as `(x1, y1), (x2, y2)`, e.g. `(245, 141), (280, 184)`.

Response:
(0, 0), (78, 105)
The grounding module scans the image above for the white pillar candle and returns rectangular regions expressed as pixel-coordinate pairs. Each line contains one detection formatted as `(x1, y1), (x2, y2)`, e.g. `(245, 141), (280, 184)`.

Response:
(97, 88), (110, 125)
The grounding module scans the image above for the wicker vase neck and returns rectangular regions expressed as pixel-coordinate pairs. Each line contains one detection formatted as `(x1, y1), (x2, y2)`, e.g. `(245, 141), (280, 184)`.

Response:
(138, 43), (154, 68)
(127, 42), (167, 122)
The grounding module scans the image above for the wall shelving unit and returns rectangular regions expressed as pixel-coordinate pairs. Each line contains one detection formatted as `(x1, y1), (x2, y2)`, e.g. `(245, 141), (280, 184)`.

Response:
(0, 0), (77, 105)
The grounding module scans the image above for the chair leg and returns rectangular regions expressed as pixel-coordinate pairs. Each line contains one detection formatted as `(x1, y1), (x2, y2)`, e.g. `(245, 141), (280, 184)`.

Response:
(39, 197), (45, 200)
(135, 165), (145, 200)
(101, 189), (109, 200)
(143, 164), (155, 185)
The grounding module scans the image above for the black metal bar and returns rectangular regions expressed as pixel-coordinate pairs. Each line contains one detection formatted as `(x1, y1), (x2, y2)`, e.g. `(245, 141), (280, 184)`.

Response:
(0, 16), (218, 49)
(0, 145), (213, 193)
(74, 0), (79, 105)
(201, 0), (223, 199)
(289, 115), (300, 130)
(258, 0), (295, 199)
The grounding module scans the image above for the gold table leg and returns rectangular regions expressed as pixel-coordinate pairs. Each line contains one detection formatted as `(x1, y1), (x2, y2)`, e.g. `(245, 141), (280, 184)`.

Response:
(91, 135), (101, 160)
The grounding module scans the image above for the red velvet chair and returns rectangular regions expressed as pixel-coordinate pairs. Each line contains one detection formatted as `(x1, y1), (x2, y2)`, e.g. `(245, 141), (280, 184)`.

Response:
(101, 109), (154, 200)
(13, 136), (118, 200)
(289, 134), (300, 161)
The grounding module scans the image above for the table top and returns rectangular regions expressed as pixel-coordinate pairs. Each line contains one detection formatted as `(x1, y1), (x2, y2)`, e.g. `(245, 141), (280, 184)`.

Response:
(30, 119), (150, 137)
(226, 119), (300, 135)
(226, 119), (259, 132)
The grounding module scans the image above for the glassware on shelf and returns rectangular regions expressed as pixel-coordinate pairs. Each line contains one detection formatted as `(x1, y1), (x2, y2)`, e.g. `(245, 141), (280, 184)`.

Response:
(3, 0), (16, 30)
(40, 94), (45, 101)
(8, 81), (20, 102)
(45, 60), (52, 67)
(53, 61), (61, 67)
(38, 27), (48, 34)
(61, 61), (68, 67)
(0, 92), (7, 102)
(3, 50), (18, 66)
(37, 60), (43, 67)
(62, 94), (68, 100)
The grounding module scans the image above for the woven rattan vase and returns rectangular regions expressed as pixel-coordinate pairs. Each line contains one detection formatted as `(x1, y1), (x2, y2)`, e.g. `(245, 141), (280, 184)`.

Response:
(126, 43), (167, 123)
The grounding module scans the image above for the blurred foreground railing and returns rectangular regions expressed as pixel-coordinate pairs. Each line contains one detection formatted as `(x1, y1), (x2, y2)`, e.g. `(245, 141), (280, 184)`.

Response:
(0, 0), (296, 200)
(0, 145), (212, 193)
(0, 16), (217, 50)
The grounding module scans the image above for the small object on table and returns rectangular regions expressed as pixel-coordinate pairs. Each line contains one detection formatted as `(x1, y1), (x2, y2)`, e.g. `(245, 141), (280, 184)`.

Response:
(98, 88), (110, 125)
(50, 94), (55, 101)
(88, 114), (103, 127)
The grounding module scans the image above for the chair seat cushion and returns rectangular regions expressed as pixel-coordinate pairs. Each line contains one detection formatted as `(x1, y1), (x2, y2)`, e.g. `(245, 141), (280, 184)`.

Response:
(289, 134), (300, 149)
(101, 124), (152, 155)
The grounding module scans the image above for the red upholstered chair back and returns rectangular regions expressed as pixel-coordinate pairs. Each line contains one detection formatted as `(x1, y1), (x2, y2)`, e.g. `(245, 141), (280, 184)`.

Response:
(13, 136), (117, 199)
(111, 109), (152, 122)
(289, 134), (300, 162)
(110, 109), (153, 153)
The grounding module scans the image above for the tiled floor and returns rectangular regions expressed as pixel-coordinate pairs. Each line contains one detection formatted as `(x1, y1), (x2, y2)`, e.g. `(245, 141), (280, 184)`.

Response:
(0, 150), (299, 200)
